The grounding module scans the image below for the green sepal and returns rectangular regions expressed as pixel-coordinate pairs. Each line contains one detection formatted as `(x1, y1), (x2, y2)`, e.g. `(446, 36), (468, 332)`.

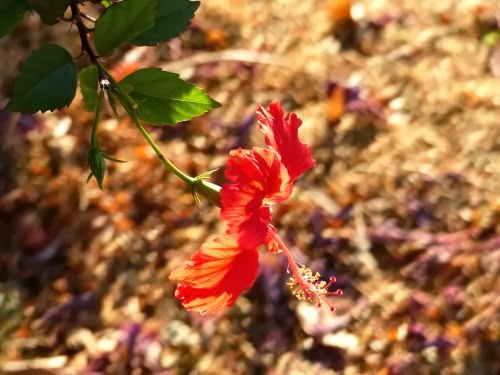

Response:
(194, 168), (219, 182)
(87, 147), (127, 189)
(102, 153), (126, 163)
(191, 170), (221, 207)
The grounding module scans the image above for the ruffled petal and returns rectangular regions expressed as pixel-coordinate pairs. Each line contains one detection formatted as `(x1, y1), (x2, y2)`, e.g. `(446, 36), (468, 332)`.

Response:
(220, 183), (270, 248)
(221, 147), (292, 247)
(256, 101), (316, 181)
(170, 235), (259, 314)
(225, 147), (292, 204)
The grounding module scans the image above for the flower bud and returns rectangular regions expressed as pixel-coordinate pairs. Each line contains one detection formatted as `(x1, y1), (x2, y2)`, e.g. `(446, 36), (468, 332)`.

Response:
(88, 147), (106, 189)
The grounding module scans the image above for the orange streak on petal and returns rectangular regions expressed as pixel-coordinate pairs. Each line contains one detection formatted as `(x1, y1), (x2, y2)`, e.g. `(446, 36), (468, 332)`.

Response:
(170, 235), (259, 314)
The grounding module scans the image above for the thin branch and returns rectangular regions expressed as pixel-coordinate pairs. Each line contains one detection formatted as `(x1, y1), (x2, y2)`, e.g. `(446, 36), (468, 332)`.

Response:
(70, 1), (99, 64)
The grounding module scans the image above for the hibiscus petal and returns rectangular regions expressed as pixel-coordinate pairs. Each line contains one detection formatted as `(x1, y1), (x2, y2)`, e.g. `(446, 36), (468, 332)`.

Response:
(225, 148), (267, 186)
(256, 101), (316, 181)
(175, 288), (232, 314)
(170, 235), (259, 314)
(225, 147), (291, 203)
(221, 183), (270, 248)
(221, 147), (293, 248)
(225, 147), (292, 204)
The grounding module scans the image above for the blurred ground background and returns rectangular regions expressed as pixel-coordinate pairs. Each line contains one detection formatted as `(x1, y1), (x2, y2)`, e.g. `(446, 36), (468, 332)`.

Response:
(0, 0), (499, 374)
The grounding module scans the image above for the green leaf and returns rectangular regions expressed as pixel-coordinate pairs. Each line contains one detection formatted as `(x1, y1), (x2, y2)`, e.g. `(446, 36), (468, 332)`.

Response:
(79, 65), (99, 111)
(133, 0), (200, 46)
(0, 0), (30, 38)
(28, 0), (71, 25)
(94, 0), (157, 56)
(119, 68), (221, 125)
(6, 44), (77, 113)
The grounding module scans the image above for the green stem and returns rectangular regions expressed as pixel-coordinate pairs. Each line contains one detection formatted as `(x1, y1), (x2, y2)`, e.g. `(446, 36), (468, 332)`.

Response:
(88, 88), (106, 188)
(126, 101), (222, 203)
(90, 88), (104, 149)
(134, 118), (195, 186)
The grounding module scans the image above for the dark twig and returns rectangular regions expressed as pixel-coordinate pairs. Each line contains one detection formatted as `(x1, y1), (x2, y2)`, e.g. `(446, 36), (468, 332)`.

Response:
(70, 1), (99, 64)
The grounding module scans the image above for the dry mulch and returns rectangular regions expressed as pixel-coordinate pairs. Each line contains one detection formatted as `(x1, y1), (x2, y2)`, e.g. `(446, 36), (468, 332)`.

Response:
(0, 0), (499, 374)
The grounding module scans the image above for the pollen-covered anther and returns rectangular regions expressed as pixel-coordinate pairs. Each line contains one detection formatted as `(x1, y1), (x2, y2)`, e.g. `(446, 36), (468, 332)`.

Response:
(286, 265), (342, 311)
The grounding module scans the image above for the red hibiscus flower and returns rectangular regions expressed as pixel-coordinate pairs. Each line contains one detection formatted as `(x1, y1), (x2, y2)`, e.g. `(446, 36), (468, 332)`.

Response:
(170, 101), (341, 314)
(220, 101), (316, 250)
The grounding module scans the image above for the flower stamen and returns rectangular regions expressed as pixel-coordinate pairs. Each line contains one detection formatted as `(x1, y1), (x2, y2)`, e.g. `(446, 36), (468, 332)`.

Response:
(268, 226), (342, 311)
